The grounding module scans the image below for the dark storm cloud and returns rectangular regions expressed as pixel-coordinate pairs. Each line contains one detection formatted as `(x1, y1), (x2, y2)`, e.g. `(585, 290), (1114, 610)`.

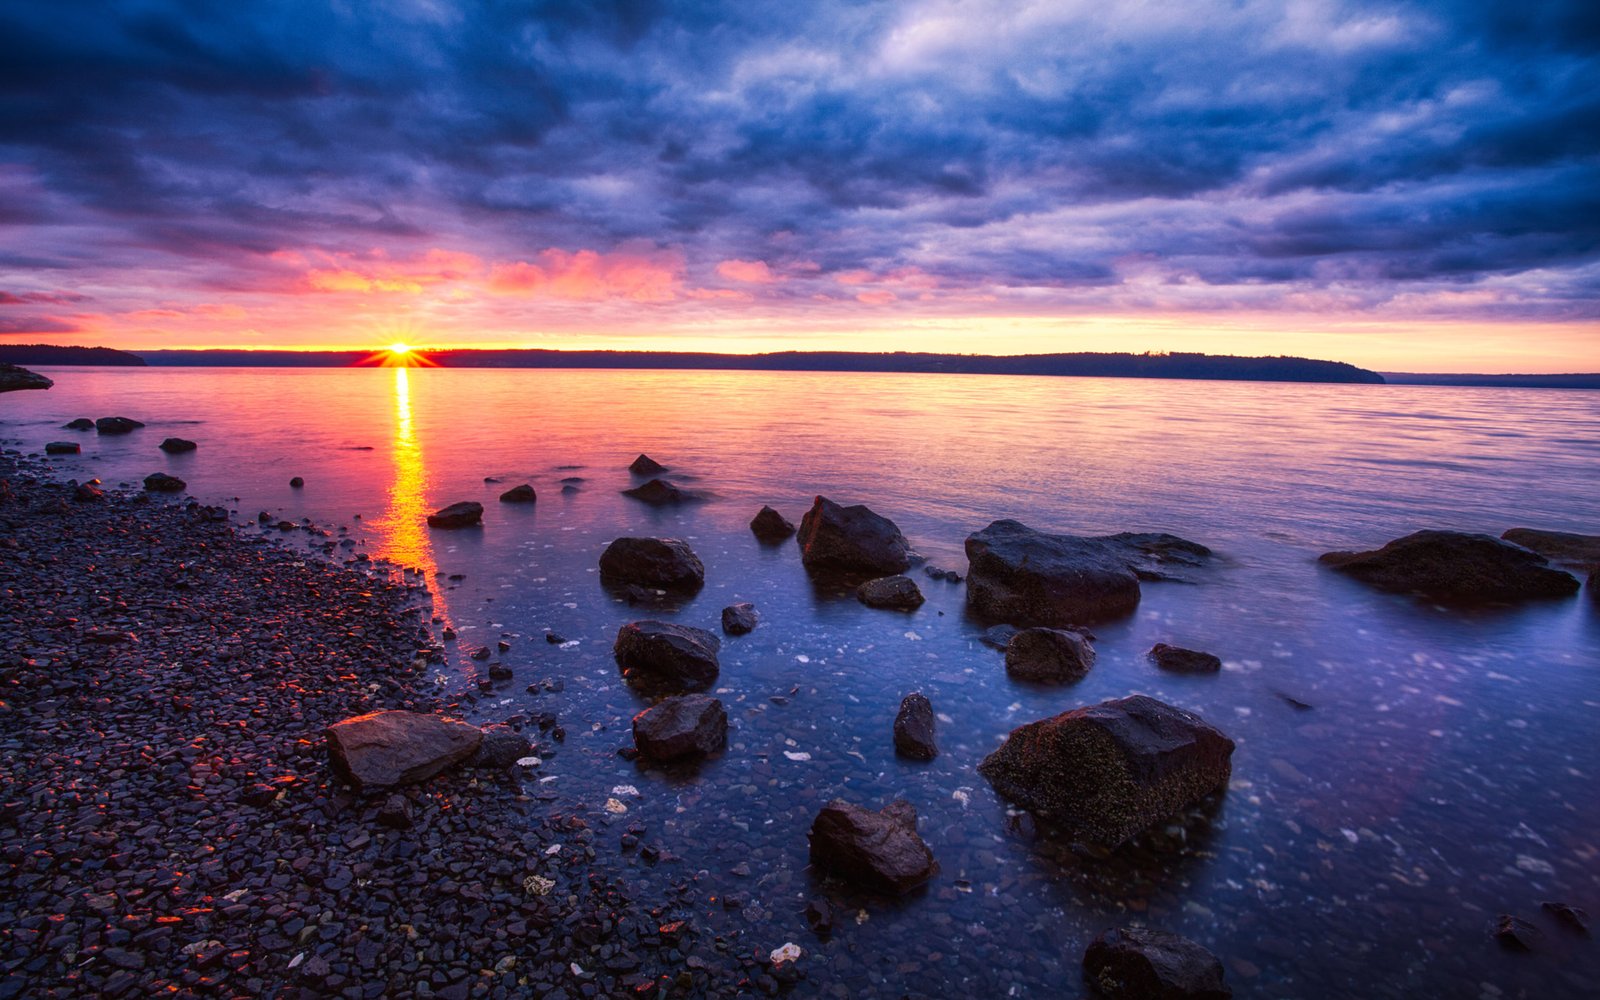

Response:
(0, 0), (1596, 318)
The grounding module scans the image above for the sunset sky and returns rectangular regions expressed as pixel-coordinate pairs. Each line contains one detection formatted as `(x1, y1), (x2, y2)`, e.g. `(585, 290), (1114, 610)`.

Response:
(1, 1), (1596, 371)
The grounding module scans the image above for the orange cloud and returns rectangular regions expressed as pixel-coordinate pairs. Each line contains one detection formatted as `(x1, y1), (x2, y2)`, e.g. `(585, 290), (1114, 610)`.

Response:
(300, 248), (484, 295)
(488, 247), (682, 302)
(716, 259), (777, 284)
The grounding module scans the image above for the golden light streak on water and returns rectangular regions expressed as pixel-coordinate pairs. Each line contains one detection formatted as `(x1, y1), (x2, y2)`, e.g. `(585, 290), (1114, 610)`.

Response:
(372, 367), (449, 623)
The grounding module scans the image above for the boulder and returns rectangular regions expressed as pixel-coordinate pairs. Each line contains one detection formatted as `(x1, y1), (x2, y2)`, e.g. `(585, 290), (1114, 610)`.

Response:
(629, 453), (668, 475)
(74, 483), (104, 502)
(721, 602), (759, 635)
(978, 694), (1235, 846)
(808, 799), (938, 895)
(632, 694), (727, 762)
(622, 478), (706, 506)
(966, 520), (1211, 626)
(143, 472), (186, 493)
(1501, 528), (1600, 571)
(750, 505), (796, 542)
(0, 364), (52, 393)
(427, 501), (483, 529)
(63, 418), (95, 430)
(45, 442), (80, 455)
(95, 416), (145, 434)
(1320, 530), (1578, 602)
(499, 483), (537, 503)
(599, 537), (705, 592)
(1083, 927), (1232, 1000)
(469, 723), (532, 769)
(289, 476), (304, 488)
(856, 575), (925, 610)
(159, 437), (197, 454)
(325, 710), (483, 791)
(980, 624), (1020, 650)
(796, 496), (912, 576)
(1149, 643), (1221, 674)
(893, 693), (938, 761)
(613, 620), (721, 693)
(1006, 627), (1095, 683)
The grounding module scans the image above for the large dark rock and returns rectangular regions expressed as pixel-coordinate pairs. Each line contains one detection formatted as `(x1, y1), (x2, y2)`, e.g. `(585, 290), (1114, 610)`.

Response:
(721, 602), (759, 635)
(856, 575), (925, 610)
(325, 711), (483, 791)
(1149, 643), (1221, 674)
(966, 520), (1211, 626)
(978, 694), (1235, 846)
(45, 442), (80, 455)
(63, 418), (95, 430)
(750, 504), (796, 542)
(0, 364), (52, 393)
(470, 724), (533, 769)
(630, 453), (668, 475)
(143, 472), (186, 493)
(96, 416), (145, 434)
(622, 478), (706, 506)
(599, 537), (705, 592)
(1320, 530), (1578, 602)
(893, 693), (938, 760)
(614, 620), (721, 693)
(1006, 627), (1095, 683)
(159, 437), (197, 454)
(1501, 528), (1600, 571)
(499, 483), (537, 503)
(808, 799), (938, 895)
(427, 501), (483, 529)
(1083, 927), (1232, 1000)
(796, 496), (912, 576)
(632, 694), (727, 762)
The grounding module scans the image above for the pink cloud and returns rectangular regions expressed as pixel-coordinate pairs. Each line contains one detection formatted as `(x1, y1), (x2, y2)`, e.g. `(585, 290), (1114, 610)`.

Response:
(488, 247), (683, 302)
(299, 248), (484, 295)
(716, 259), (777, 284)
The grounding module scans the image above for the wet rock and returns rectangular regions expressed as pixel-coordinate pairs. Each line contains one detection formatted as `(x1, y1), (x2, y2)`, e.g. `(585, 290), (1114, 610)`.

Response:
(1321, 530), (1579, 602)
(240, 783), (279, 807)
(981, 624), (1020, 650)
(45, 441), (80, 455)
(0, 363), (53, 392)
(978, 694), (1235, 846)
(325, 710), (483, 791)
(1006, 627), (1095, 683)
(629, 453), (668, 475)
(750, 505), (796, 542)
(470, 723), (533, 769)
(1540, 901), (1590, 933)
(808, 799), (938, 895)
(96, 416), (145, 434)
(143, 472), (186, 493)
(632, 694), (727, 762)
(74, 482), (103, 501)
(804, 898), (835, 936)
(924, 565), (964, 582)
(622, 477), (707, 506)
(796, 496), (912, 576)
(159, 437), (198, 454)
(893, 693), (938, 760)
(721, 602), (759, 635)
(599, 536), (706, 592)
(499, 483), (537, 503)
(289, 476), (304, 488)
(427, 501), (483, 529)
(1149, 643), (1222, 674)
(376, 794), (414, 830)
(856, 575), (925, 610)
(1083, 927), (1232, 1000)
(1501, 527), (1600, 571)
(1493, 914), (1540, 951)
(64, 417), (95, 430)
(614, 620), (721, 693)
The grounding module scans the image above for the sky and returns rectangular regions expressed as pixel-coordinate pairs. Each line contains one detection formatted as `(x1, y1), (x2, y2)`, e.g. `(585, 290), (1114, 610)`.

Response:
(1, 0), (1597, 371)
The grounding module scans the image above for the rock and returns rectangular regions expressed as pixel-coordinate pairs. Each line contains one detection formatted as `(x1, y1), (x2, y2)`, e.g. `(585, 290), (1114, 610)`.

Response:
(44, 442), (80, 455)
(856, 575), (925, 610)
(1083, 927), (1231, 1000)
(622, 478), (706, 506)
(1149, 643), (1222, 674)
(804, 898), (835, 935)
(796, 496), (912, 576)
(324, 710), (483, 791)
(1501, 528), (1600, 571)
(750, 505), (796, 542)
(613, 621), (721, 693)
(598, 537), (705, 592)
(980, 624), (1020, 650)
(0, 363), (52, 393)
(1494, 914), (1540, 951)
(143, 472), (186, 493)
(893, 693), (938, 760)
(74, 483), (103, 502)
(159, 437), (197, 454)
(629, 453), (668, 475)
(376, 794), (414, 830)
(427, 501), (483, 529)
(289, 476), (304, 488)
(966, 520), (1211, 626)
(1540, 901), (1590, 933)
(96, 416), (145, 434)
(64, 417), (95, 430)
(1006, 627), (1095, 683)
(470, 724), (533, 769)
(499, 483), (537, 503)
(808, 799), (938, 895)
(1321, 530), (1579, 602)
(240, 783), (278, 807)
(924, 566), (963, 582)
(721, 602), (759, 635)
(632, 694), (727, 762)
(978, 694), (1235, 846)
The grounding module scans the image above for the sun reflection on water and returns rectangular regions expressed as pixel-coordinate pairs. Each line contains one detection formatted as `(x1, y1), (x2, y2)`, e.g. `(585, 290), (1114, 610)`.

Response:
(372, 367), (448, 618)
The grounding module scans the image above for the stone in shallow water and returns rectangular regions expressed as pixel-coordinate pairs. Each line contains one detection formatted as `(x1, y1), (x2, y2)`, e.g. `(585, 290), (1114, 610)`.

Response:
(750, 504), (796, 542)
(808, 799), (938, 895)
(796, 496), (912, 577)
(64, 417), (95, 430)
(629, 453), (668, 475)
(427, 501), (483, 529)
(325, 710), (482, 791)
(45, 442), (79, 455)
(893, 693), (938, 760)
(1320, 529), (1578, 602)
(96, 415), (145, 434)
(1148, 643), (1221, 674)
(1082, 927), (1231, 1000)
(470, 723), (532, 769)
(1501, 527), (1600, 570)
(159, 437), (197, 454)
(856, 575), (924, 610)
(614, 620), (721, 693)
(143, 472), (185, 493)
(632, 694), (727, 762)
(499, 483), (537, 503)
(1006, 627), (1095, 683)
(622, 478), (706, 506)
(1493, 914), (1541, 951)
(721, 602), (759, 635)
(599, 536), (705, 592)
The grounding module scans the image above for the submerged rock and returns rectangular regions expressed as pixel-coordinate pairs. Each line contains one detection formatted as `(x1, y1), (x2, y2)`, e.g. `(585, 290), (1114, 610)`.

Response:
(325, 710), (482, 791)
(1501, 527), (1600, 570)
(499, 483), (537, 503)
(1149, 643), (1222, 674)
(45, 442), (80, 455)
(808, 799), (938, 895)
(159, 437), (197, 454)
(856, 574), (925, 610)
(1493, 914), (1541, 951)
(1083, 927), (1232, 1000)
(599, 536), (705, 592)
(64, 417), (95, 430)
(0, 363), (52, 393)
(750, 504), (797, 542)
(1006, 627), (1095, 683)
(893, 693), (938, 760)
(978, 694), (1235, 846)
(1540, 901), (1590, 933)
(629, 453), (668, 475)
(1320, 530), (1578, 602)
(427, 501), (483, 529)
(721, 602), (759, 635)
(622, 477), (707, 506)
(289, 476), (304, 488)
(632, 694), (727, 762)
(980, 624), (1020, 650)
(614, 620), (721, 693)
(143, 472), (186, 493)
(470, 723), (533, 769)
(95, 416), (145, 434)
(796, 496), (912, 576)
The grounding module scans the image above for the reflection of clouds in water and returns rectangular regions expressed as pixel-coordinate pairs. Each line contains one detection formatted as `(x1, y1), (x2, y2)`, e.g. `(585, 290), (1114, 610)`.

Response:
(373, 367), (449, 619)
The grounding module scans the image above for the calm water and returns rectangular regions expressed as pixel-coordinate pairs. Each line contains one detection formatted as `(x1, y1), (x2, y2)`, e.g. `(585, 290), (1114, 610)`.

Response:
(5, 367), (1600, 998)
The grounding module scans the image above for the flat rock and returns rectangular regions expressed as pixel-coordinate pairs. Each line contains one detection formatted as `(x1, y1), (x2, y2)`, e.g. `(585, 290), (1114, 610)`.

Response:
(721, 602), (759, 635)
(629, 453), (668, 475)
(893, 693), (938, 760)
(498, 483), (537, 503)
(0, 363), (52, 393)
(1501, 527), (1600, 570)
(797, 496), (912, 577)
(143, 472), (186, 493)
(599, 537), (705, 592)
(45, 441), (80, 455)
(856, 575), (925, 610)
(1006, 627), (1095, 683)
(427, 501), (483, 529)
(63, 417), (95, 430)
(159, 437), (198, 454)
(808, 799), (938, 895)
(632, 694), (727, 762)
(622, 478), (707, 506)
(1149, 643), (1222, 674)
(614, 620), (721, 693)
(978, 694), (1235, 846)
(750, 504), (796, 542)
(1083, 927), (1232, 1000)
(96, 416), (145, 434)
(1321, 529), (1578, 602)
(325, 711), (483, 791)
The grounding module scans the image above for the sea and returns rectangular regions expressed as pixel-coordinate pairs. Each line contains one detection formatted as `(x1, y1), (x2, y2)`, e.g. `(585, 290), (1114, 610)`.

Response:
(4, 366), (1599, 997)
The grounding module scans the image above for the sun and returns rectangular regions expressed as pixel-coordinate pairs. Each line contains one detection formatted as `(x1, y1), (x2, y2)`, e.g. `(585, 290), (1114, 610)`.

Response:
(388, 342), (412, 356)
(356, 341), (436, 367)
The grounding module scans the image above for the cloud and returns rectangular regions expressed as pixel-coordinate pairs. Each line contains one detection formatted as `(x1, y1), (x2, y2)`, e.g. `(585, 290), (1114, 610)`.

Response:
(487, 247), (683, 302)
(716, 259), (776, 283)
